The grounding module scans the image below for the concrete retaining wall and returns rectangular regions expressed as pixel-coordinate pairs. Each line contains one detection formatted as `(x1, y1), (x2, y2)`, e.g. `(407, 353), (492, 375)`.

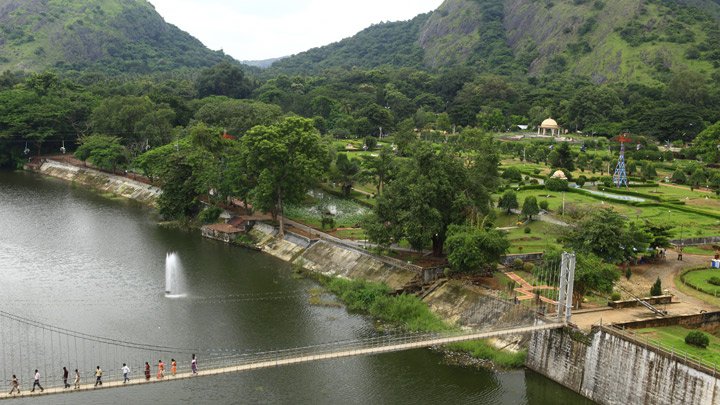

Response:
(670, 236), (720, 246)
(424, 280), (535, 329)
(527, 326), (720, 405)
(37, 160), (161, 205)
(250, 225), (417, 290)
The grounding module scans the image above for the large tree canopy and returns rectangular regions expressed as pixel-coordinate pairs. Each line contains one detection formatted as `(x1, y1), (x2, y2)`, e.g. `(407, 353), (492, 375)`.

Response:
(242, 116), (330, 235)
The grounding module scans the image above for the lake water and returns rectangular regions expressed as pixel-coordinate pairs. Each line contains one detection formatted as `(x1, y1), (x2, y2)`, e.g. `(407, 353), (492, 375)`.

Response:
(0, 171), (592, 404)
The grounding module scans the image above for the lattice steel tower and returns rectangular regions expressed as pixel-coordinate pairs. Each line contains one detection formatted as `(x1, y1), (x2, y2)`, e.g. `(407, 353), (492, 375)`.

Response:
(613, 133), (630, 188)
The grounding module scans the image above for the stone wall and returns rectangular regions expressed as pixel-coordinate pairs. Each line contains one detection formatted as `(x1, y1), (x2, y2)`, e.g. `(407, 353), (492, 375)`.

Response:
(250, 225), (417, 290)
(36, 160), (161, 205)
(424, 280), (535, 329)
(527, 326), (720, 405)
(670, 236), (720, 246)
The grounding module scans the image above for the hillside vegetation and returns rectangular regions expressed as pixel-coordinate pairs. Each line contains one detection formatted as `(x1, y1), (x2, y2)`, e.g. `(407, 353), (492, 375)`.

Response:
(0, 0), (233, 73)
(271, 0), (720, 85)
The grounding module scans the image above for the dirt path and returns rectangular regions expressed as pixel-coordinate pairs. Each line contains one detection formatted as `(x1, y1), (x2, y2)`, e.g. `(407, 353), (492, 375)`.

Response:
(571, 250), (717, 330)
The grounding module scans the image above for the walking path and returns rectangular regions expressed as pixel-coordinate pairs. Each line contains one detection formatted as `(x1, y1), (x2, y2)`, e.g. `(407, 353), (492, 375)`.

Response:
(0, 323), (563, 401)
(505, 272), (557, 304)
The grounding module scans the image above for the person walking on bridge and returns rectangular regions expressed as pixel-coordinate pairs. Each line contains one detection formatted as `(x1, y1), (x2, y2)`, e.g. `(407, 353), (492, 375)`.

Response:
(191, 354), (198, 375)
(94, 366), (103, 387)
(74, 369), (80, 389)
(171, 359), (177, 376)
(122, 363), (130, 383)
(8, 374), (20, 395)
(30, 370), (43, 392)
(157, 360), (165, 379)
(63, 366), (70, 388)
(144, 362), (151, 381)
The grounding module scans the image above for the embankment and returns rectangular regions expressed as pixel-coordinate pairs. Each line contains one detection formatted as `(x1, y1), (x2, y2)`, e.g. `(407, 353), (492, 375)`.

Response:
(30, 159), (161, 205)
(527, 325), (720, 405)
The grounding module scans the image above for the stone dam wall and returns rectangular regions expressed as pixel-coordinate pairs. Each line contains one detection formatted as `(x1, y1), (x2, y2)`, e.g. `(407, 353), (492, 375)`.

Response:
(527, 326), (720, 405)
(34, 160), (161, 205)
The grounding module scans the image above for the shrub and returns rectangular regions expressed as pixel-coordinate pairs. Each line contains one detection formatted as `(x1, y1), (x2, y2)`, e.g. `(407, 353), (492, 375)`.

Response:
(545, 178), (569, 191)
(198, 206), (222, 223)
(610, 292), (621, 301)
(650, 277), (662, 296)
(513, 258), (524, 269)
(539, 200), (549, 211)
(625, 267), (632, 280)
(685, 331), (709, 348)
(600, 176), (614, 187)
(502, 167), (523, 182)
(709, 276), (720, 286)
(523, 262), (535, 272)
(524, 226), (531, 234)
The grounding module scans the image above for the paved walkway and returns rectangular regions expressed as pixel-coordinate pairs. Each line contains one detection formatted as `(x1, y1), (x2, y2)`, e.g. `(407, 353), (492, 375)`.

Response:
(505, 272), (557, 304)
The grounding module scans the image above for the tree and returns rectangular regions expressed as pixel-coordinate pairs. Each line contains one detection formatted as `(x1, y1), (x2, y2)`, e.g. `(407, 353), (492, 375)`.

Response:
(90, 95), (175, 146)
(333, 153), (360, 197)
(549, 142), (575, 172)
(691, 121), (720, 164)
(501, 167), (522, 182)
(642, 221), (673, 251)
(196, 61), (253, 99)
(563, 208), (650, 264)
(641, 161), (657, 180)
(445, 225), (509, 273)
(522, 196), (540, 220)
(360, 146), (395, 195)
(650, 277), (662, 296)
(367, 137), (499, 256)
(672, 169), (687, 184)
(242, 117), (329, 236)
(689, 169), (706, 190)
(74, 135), (128, 172)
(192, 97), (282, 135)
(498, 190), (519, 214)
(576, 175), (587, 188)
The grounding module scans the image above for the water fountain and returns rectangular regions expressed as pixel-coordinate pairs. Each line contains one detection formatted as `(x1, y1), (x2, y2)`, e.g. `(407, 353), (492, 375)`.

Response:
(165, 252), (185, 297)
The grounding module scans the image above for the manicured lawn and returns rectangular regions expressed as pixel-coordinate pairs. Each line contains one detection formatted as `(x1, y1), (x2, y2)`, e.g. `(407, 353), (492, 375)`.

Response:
(635, 325), (720, 367)
(683, 245), (718, 256)
(675, 268), (720, 307)
(496, 215), (563, 254)
(681, 269), (720, 296)
(511, 189), (720, 238)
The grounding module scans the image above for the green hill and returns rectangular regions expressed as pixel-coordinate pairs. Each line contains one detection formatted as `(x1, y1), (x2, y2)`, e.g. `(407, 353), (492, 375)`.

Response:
(271, 0), (720, 84)
(0, 0), (234, 73)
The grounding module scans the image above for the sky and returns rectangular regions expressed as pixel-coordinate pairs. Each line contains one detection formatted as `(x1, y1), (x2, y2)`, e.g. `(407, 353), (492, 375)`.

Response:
(147, 0), (443, 61)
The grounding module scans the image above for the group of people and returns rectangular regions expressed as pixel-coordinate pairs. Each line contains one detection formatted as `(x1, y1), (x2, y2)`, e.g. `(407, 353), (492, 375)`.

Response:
(7, 354), (198, 395)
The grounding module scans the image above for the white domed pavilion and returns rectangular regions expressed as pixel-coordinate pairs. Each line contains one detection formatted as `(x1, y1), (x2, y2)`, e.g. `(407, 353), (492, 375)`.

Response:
(538, 118), (561, 136)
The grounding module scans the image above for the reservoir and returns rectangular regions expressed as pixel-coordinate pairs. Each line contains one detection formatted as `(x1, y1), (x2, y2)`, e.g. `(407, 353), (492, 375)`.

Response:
(0, 171), (591, 404)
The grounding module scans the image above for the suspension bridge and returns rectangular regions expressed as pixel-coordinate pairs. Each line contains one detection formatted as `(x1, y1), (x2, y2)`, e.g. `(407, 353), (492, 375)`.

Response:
(0, 253), (576, 400)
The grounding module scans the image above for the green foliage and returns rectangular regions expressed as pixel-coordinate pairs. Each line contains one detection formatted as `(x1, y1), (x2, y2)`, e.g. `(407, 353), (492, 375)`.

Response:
(332, 153), (360, 197)
(446, 340), (527, 368)
(651, 277), (663, 297)
(498, 190), (519, 214)
(685, 331), (710, 349)
(543, 249), (620, 305)
(545, 178), (569, 192)
(672, 169), (687, 184)
(539, 200), (549, 211)
(708, 276), (720, 287)
(192, 97), (282, 135)
(74, 134), (127, 171)
(367, 134), (499, 256)
(563, 208), (650, 264)
(502, 167), (522, 182)
(196, 62), (252, 99)
(198, 206), (222, 224)
(242, 116), (330, 234)
(611, 291), (621, 301)
(325, 278), (448, 332)
(445, 225), (509, 273)
(0, 0), (233, 73)
(521, 196), (539, 220)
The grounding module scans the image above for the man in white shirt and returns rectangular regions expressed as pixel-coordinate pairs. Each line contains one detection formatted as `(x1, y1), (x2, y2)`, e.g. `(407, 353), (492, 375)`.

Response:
(31, 370), (43, 392)
(122, 363), (130, 383)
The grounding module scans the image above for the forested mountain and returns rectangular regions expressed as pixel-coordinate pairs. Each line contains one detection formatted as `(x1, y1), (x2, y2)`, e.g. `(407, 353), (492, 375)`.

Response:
(271, 0), (720, 85)
(0, 0), (234, 73)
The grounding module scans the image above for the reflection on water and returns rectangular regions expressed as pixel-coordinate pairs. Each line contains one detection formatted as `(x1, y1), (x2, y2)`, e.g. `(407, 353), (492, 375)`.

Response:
(0, 171), (592, 404)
